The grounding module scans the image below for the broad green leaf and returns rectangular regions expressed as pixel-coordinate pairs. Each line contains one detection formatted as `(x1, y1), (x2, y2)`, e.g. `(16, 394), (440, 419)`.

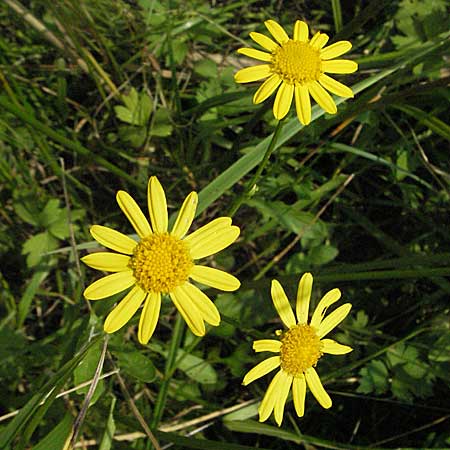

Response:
(22, 231), (58, 267)
(112, 349), (156, 383)
(33, 414), (73, 450)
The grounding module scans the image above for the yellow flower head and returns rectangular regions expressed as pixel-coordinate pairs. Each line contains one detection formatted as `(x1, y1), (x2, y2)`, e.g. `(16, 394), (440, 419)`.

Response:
(82, 176), (240, 344)
(235, 20), (358, 125)
(243, 273), (352, 426)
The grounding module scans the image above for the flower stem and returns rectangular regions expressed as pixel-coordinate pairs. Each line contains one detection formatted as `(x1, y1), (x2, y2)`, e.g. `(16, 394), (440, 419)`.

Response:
(228, 119), (285, 217)
(151, 313), (184, 429)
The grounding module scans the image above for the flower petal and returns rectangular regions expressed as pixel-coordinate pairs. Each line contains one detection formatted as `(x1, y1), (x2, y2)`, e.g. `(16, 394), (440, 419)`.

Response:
(322, 59), (358, 74)
(317, 303), (352, 338)
(320, 41), (352, 60)
(319, 74), (354, 98)
(258, 369), (284, 422)
(242, 355), (280, 386)
(253, 339), (282, 353)
(293, 20), (308, 42)
(310, 287), (341, 329)
(271, 280), (296, 328)
(294, 84), (311, 125)
(103, 285), (146, 333)
(237, 48), (272, 62)
(84, 271), (135, 300)
(90, 225), (137, 255)
(234, 65), (271, 83)
(116, 190), (152, 238)
(308, 81), (337, 114)
(310, 32), (329, 49)
(296, 272), (313, 324)
(178, 282), (220, 326)
(190, 265), (240, 291)
(253, 74), (282, 104)
(264, 20), (289, 45)
(249, 31), (279, 52)
(148, 176), (168, 233)
(138, 292), (161, 344)
(184, 217), (239, 260)
(273, 82), (294, 120)
(305, 367), (332, 409)
(171, 191), (198, 239)
(170, 285), (205, 336)
(81, 252), (130, 272)
(292, 375), (306, 417)
(274, 371), (293, 426)
(321, 338), (353, 354)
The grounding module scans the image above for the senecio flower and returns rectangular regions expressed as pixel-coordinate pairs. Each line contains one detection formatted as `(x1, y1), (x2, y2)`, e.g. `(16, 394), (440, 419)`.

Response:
(243, 273), (352, 425)
(82, 176), (240, 344)
(235, 20), (358, 125)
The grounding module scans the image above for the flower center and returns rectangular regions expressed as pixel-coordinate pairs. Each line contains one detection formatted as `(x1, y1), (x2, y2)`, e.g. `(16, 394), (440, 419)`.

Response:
(271, 40), (322, 85)
(129, 233), (193, 293)
(280, 324), (322, 376)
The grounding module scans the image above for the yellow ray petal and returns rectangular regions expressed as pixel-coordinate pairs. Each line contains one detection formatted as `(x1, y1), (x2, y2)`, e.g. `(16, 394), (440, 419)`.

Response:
(292, 374), (306, 417)
(184, 218), (239, 260)
(237, 48), (272, 62)
(253, 339), (282, 353)
(249, 31), (279, 52)
(322, 59), (358, 74)
(138, 292), (161, 344)
(81, 252), (130, 272)
(294, 84), (311, 125)
(171, 192), (198, 239)
(273, 82), (294, 120)
(271, 280), (296, 328)
(274, 371), (293, 426)
(234, 65), (271, 83)
(258, 369), (284, 422)
(148, 176), (168, 233)
(293, 20), (308, 42)
(319, 74), (354, 98)
(320, 41), (352, 60)
(243, 356), (280, 386)
(308, 81), (337, 114)
(178, 282), (220, 326)
(170, 286), (205, 336)
(317, 303), (352, 338)
(321, 338), (353, 354)
(296, 272), (313, 324)
(253, 74), (282, 104)
(305, 367), (332, 409)
(103, 285), (146, 333)
(90, 225), (137, 255)
(310, 287), (341, 329)
(190, 265), (240, 292)
(264, 20), (289, 45)
(84, 271), (135, 300)
(310, 32), (329, 49)
(116, 190), (152, 238)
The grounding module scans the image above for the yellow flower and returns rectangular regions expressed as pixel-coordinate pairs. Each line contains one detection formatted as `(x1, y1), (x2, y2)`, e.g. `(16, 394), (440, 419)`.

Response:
(243, 273), (352, 425)
(235, 20), (358, 125)
(82, 176), (240, 344)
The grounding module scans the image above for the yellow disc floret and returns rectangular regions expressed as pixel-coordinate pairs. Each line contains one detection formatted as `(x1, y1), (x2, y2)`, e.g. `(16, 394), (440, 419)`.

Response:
(280, 324), (322, 376)
(271, 40), (322, 84)
(129, 233), (193, 293)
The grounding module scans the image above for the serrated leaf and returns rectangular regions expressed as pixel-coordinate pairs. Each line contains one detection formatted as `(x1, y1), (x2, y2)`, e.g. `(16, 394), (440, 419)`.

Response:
(14, 202), (38, 226)
(39, 199), (61, 227)
(22, 232), (58, 267)
(357, 360), (388, 394)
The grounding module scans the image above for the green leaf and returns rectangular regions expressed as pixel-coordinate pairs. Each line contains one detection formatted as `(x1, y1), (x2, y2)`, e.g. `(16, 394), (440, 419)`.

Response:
(73, 340), (105, 405)
(99, 396), (116, 450)
(33, 414), (73, 450)
(308, 245), (339, 265)
(38, 199), (61, 227)
(22, 231), (58, 267)
(357, 360), (389, 394)
(112, 349), (156, 383)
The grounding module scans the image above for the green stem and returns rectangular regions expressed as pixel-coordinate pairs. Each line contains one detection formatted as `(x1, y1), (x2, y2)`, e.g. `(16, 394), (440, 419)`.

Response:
(228, 119), (285, 217)
(150, 313), (184, 430)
